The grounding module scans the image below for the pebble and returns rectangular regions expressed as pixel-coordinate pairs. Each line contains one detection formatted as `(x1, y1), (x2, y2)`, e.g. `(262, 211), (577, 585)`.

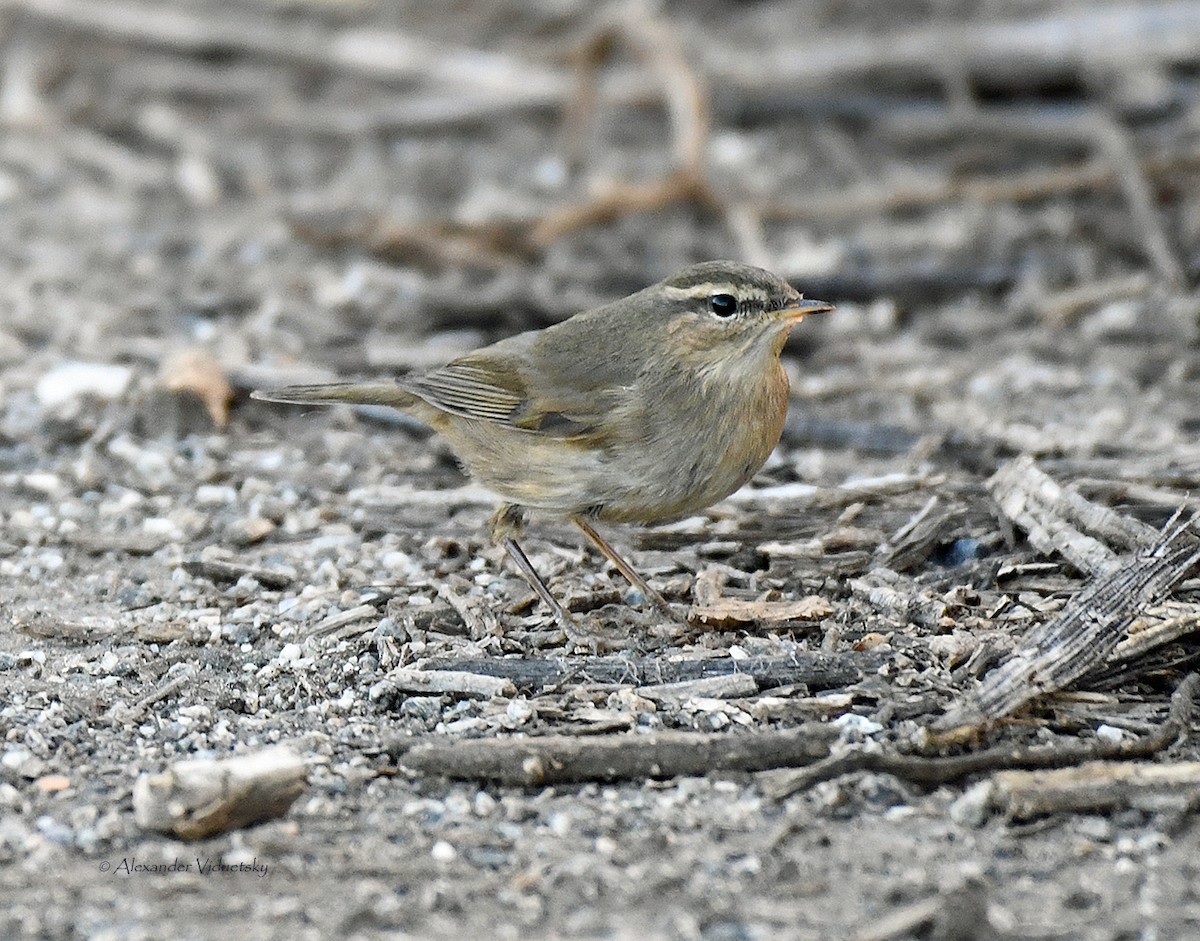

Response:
(833, 713), (884, 735)
(35, 362), (133, 408)
(1095, 723), (1128, 743)
(430, 840), (456, 863)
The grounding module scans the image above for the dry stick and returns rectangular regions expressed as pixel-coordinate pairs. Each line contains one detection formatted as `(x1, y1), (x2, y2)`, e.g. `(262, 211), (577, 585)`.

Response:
(715, 2), (1200, 93)
(879, 107), (1186, 289)
(530, 11), (715, 248)
(1090, 113), (1186, 289)
(24, 0), (1200, 112)
(417, 652), (884, 692)
(1036, 272), (1154, 327)
(1110, 604), (1200, 664)
(762, 152), (1200, 223)
(391, 723), (839, 785)
(11, 0), (567, 97)
(935, 460), (1200, 730)
(763, 673), (1197, 802)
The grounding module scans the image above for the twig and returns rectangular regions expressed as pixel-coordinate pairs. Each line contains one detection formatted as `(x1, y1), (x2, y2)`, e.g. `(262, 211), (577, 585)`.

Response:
(1036, 272), (1155, 327)
(182, 555), (296, 590)
(718, 3), (1200, 98)
(763, 673), (1197, 801)
(390, 724), (838, 785)
(761, 151), (1200, 223)
(851, 877), (994, 941)
(529, 9), (715, 248)
(418, 652), (884, 692)
(1109, 604), (1200, 664)
(1089, 113), (1185, 289)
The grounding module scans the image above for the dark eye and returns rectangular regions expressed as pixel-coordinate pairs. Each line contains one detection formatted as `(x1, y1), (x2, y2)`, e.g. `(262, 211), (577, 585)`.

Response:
(708, 293), (738, 317)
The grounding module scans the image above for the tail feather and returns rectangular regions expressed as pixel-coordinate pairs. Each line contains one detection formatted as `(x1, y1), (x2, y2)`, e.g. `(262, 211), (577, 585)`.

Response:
(251, 381), (418, 409)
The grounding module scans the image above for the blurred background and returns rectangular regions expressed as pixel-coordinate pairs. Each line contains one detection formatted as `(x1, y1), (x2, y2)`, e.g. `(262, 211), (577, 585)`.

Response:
(3, 0), (1199, 451)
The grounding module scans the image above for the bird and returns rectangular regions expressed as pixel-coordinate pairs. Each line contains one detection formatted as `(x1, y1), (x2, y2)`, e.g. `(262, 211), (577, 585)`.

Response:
(253, 260), (832, 634)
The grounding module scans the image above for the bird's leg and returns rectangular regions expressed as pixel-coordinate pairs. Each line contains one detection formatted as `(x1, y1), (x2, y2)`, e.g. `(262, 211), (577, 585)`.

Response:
(571, 515), (680, 621)
(489, 504), (574, 631)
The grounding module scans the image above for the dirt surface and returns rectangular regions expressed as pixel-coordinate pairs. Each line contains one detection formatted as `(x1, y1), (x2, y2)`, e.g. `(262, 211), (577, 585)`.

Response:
(5, 1), (1200, 938)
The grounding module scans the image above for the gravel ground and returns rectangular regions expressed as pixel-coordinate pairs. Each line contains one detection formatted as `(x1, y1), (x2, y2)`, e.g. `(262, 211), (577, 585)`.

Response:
(5, 1), (1200, 938)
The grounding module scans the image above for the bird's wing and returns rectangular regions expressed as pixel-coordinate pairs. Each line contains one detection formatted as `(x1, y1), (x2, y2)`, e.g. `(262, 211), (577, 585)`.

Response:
(403, 362), (525, 424)
(402, 344), (621, 440)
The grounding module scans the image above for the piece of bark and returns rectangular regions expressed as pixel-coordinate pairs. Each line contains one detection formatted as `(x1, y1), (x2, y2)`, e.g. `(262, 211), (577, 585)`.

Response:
(391, 724), (838, 785)
(636, 674), (758, 702)
(369, 668), (516, 702)
(688, 595), (833, 629)
(417, 653), (883, 692)
(133, 747), (307, 839)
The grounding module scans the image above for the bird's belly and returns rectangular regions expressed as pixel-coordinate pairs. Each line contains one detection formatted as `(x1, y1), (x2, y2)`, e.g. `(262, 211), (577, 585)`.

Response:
(439, 420), (625, 513)
(438, 366), (789, 522)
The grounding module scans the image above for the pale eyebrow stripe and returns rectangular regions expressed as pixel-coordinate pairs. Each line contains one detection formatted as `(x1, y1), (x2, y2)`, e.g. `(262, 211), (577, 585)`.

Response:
(661, 283), (771, 302)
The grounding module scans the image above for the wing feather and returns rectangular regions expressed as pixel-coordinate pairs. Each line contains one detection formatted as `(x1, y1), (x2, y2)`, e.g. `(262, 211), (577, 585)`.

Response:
(402, 319), (644, 441)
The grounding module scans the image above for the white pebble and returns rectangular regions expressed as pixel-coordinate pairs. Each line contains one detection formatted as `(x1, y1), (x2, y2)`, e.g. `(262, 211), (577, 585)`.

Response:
(277, 643), (304, 664)
(36, 362), (133, 407)
(1095, 723), (1128, 743)
(832, 713), (883, 735)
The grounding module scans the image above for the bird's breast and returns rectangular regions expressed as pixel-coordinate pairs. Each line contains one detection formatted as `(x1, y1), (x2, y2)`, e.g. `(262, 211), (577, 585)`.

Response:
(598, 357), (791, 523)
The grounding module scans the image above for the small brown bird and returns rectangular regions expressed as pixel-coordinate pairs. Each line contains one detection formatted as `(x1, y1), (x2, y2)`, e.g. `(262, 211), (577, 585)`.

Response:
(253, 261), (832, 631)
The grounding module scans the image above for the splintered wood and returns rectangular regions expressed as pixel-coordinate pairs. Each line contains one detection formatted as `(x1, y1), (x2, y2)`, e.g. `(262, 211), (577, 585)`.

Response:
(938, 457), (1200, 730)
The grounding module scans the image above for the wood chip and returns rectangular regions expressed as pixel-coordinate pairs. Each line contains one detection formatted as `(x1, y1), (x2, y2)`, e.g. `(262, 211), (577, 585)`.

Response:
(636, 673), (759, 701)
(369, 667), (516, 701)
(34, 774), (71, 794)
(688, 595), (833, 629)
(133, 747), (308, 839)
(159, 347), (234, 427)
(984, 760), (1200, 820)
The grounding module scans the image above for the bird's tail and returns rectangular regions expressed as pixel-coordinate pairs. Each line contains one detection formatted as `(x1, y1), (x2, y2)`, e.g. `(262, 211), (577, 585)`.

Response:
(251, 381), (419, 409)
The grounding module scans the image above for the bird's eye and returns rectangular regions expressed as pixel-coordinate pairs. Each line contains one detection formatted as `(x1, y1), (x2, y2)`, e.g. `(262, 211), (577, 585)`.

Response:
(708, 293), (738, 317)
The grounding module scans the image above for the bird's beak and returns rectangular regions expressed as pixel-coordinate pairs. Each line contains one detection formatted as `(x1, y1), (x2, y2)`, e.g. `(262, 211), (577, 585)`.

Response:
(778, 298), (834, 323)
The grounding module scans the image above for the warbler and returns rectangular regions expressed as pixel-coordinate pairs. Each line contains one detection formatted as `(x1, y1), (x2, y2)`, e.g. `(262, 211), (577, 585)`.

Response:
(253, 261), (832, 631)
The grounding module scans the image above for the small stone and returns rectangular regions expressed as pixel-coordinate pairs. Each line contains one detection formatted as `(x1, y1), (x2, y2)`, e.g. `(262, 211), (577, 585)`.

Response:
(430, 840), (456, 863)
(35, 815), (74, 844)
(950, 781), (994, 827)
(277, 643), (304, 664)
(832, 713), (883, 735)
(21, 473), (66, 497)
(34, 774), (71, 794)
(228, 516), (276, 546)
(36, 362), (133, 408)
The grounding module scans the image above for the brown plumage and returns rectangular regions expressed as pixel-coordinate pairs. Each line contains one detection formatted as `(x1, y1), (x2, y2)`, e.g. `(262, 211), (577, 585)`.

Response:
(253, 261), (832, 634)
